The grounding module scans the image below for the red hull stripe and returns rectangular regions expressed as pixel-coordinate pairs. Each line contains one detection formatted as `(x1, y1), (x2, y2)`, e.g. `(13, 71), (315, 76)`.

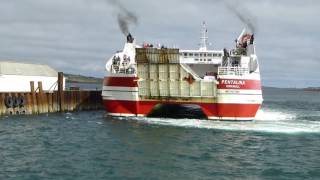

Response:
(217, 103), (260, 117)
(104, 100), (138, 114)
(218, 79), (261, 90)
(103, 77), (138, 87)
(103, 100), (261, 118)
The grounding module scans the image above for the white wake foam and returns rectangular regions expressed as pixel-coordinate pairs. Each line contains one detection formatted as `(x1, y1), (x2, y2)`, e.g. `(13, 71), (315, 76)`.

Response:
(255, 109), (296, 121)
(122, 109), (320, 134)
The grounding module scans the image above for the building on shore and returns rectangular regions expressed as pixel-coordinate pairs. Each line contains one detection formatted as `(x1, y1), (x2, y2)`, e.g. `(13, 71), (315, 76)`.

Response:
(0, 61), (65, 92)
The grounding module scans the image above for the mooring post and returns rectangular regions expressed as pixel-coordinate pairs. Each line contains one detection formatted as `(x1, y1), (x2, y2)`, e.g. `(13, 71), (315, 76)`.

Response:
(0, 93), (5, 115)
(30, 81), (37, 114)
(30, 81), (35, 93)
(38, 81), (43, 93)
(38, 81), (44, 113)
(58, 72), (65, 112)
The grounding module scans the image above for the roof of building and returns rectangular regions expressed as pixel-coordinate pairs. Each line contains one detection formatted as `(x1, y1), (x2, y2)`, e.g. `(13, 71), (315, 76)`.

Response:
(0, 61), (58, 77)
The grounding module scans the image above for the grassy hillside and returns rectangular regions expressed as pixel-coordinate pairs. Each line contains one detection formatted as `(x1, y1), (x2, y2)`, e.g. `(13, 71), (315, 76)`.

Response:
(303, 87), (320, 92)
(64, 73), (103, 84)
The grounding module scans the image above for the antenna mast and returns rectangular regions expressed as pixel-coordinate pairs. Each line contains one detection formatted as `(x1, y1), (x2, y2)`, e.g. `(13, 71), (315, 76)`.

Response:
(199, 21), (209, 51)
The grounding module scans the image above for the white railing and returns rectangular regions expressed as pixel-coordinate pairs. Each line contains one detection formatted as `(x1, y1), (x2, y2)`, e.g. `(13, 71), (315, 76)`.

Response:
(218, 66), (249, 76)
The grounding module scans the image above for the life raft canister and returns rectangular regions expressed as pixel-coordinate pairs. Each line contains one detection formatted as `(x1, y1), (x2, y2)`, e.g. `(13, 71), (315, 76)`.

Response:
(4, 96), (14, 108)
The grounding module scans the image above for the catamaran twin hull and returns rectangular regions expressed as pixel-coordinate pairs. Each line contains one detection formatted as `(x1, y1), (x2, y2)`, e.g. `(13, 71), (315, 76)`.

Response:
(102, 28), (263, 121)
(103, 77), (262, 120)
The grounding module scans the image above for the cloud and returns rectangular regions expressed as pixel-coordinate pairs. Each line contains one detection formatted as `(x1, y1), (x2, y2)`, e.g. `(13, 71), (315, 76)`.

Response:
(0, 0), (319, 87)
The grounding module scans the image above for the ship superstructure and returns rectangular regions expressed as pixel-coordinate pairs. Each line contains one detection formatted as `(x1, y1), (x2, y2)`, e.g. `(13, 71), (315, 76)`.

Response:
(102, 23), (263, 120)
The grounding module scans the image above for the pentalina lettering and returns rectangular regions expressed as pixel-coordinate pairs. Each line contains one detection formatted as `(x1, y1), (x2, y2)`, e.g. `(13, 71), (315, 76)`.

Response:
(221, 80), (245, 85)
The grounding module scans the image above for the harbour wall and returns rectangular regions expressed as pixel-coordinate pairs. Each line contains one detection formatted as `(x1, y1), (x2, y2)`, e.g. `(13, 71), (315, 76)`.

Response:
(0, 72), (103, 116)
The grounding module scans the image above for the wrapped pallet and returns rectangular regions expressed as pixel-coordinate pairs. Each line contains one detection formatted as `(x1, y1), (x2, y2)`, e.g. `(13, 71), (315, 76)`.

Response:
(159, 80), (169, 96)
(135, 48), (148, 63)
(159, 49), (169, 63)
(169, 80), (180, 96)
(149, 64), (158, 80)
(137, 64), (149, 79)
(150, 80), (159, 96)
(201, 81), (214, 97)
(168, 49), (179, 63)
(190, 81), (201, 96)
(180, 81), (190, 97)
(158, 64), (168, 80)
(147, 48), (159, 63)
(138, 80), (150, 96)
(169, 64), (179, 80)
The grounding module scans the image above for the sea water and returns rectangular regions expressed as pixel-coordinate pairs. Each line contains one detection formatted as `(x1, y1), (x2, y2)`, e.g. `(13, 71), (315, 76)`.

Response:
(0, 87), (319, 179)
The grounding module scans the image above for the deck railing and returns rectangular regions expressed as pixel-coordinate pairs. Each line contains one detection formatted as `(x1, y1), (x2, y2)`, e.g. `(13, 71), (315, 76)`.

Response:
(218, 66), (249, 76)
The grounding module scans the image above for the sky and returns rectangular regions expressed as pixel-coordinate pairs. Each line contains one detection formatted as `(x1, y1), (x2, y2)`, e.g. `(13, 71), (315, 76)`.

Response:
(0, 0), (319, 88)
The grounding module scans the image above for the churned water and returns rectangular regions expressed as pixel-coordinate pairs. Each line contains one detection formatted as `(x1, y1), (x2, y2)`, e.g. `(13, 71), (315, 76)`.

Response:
(1, 88), (320, 179)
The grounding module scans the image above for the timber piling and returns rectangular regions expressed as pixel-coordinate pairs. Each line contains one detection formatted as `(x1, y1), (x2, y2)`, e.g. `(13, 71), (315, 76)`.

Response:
(0, 72), (103, 116)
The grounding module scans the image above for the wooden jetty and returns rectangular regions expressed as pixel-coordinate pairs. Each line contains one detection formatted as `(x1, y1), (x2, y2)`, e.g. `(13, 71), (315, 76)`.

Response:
(0, 72), (103, 116)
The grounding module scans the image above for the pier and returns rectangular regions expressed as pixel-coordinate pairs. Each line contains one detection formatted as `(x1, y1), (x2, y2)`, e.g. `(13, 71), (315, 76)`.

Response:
(0, 72), (103, 116)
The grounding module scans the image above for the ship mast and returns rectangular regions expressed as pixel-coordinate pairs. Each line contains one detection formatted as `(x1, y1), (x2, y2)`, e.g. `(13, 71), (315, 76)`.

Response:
(199, 21), (208, 51)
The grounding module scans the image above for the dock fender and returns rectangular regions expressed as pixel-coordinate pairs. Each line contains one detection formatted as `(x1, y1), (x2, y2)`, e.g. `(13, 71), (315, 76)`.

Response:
(12, 96), (21, 108)
(4, 96), (14, 108)
(18, 96), (26, 107)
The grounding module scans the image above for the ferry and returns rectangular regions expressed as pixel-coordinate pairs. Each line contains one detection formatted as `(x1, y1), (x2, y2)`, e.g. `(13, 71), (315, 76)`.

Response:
(102, 22), (263, 120)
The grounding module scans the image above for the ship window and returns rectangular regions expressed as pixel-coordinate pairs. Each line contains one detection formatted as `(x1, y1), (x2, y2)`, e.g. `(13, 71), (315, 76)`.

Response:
(195, 53), (199, 57)
(204, 53), (207, 57)
(200, 59), (202, 61)
(195, 58), (199, 61)
(184, 53), (188, 56)
(207, 53), (212, 57)
(200, 53), (202, 57)
(208, 59), (212, 61)
(189, 53), (193, 56)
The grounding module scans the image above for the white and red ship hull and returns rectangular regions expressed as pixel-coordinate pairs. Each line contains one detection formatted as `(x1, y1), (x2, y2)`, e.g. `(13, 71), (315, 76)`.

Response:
(102, 75), (262, 120)
(102, 26), (263, 120)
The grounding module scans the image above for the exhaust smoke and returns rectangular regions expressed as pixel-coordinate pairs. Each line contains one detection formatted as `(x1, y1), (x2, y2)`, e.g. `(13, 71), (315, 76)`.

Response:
(106, 0), (138, 35)
(224, 1), (257, 34)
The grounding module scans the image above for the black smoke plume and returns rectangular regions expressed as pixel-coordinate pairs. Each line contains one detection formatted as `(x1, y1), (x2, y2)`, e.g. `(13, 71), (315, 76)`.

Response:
(224, 1), (257, 34)
(106, 0), (138, 35)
